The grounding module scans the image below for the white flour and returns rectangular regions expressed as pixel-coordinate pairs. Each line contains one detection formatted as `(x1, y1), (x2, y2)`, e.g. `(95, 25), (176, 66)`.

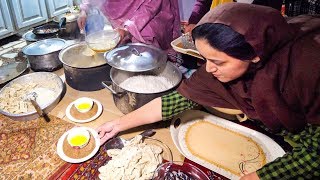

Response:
(119, 75), (174, 93)
(33, 87), (56, 108)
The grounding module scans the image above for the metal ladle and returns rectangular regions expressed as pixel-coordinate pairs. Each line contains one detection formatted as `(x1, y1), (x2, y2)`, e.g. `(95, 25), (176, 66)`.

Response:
(25, 92), (50, 122)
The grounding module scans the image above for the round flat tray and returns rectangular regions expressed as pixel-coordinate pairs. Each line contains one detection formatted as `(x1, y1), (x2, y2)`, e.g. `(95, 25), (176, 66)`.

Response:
(170, 110), (285, 180)
(0, 61), (28, 85)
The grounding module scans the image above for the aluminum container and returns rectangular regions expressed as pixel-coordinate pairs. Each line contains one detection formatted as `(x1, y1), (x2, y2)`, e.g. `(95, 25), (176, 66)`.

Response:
(0, 72), (64, 121)
(22, 38), (66, 71)
(102, 62), (182, 114)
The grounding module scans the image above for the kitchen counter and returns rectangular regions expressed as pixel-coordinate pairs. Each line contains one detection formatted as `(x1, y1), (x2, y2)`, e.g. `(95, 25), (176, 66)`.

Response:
(49, 68), (185, 162)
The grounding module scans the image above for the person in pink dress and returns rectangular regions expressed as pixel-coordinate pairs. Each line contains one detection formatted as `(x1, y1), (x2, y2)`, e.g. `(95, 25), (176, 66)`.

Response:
(78, 0), (181, 61)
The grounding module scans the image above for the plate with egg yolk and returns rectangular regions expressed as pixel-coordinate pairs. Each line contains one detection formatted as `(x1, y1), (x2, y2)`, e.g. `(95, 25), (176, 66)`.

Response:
(57, 127), (100, 163)
(66, 98), (103, 123)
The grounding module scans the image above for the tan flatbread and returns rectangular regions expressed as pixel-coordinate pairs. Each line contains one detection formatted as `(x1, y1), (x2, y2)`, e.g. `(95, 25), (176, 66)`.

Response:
(185, 121), (266, 176)
(62, 132), (95, 159)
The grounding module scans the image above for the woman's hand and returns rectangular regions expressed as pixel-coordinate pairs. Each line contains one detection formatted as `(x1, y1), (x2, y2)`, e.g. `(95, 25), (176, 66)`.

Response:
(116, 28), (130, 44)
(240, 172), (260, 180)
(77, 10), (87, 30)
(96, 119), (120, 144)
(184, 23), (196, 33)
(96, 98), (162, 145)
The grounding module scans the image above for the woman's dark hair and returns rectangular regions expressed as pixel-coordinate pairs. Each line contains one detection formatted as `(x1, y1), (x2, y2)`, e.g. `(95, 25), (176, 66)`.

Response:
(192, 23), (257, 60)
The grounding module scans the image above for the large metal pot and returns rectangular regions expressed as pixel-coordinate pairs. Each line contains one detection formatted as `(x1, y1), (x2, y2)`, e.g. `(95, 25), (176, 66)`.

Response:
(54, 13), (80, 39)
(102, 62), (182, 114)
(59, 43), (112, 91)
(22, 38), (66, 71)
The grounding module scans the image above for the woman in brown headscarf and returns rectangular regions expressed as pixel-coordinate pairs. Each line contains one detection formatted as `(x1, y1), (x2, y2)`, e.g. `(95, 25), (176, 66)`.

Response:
(97, 3), (320, 179)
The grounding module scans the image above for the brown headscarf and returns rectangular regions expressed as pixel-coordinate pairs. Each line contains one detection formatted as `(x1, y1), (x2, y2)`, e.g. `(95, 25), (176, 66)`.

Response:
(178, 3), (320, 132)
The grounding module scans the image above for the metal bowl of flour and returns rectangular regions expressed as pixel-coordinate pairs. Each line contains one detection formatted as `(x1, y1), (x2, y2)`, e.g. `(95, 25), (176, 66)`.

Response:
(0, 72), (64, 121)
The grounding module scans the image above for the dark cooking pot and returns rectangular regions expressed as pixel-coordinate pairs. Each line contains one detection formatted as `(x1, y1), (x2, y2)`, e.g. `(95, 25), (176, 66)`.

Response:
(53, 13), (80, 39)
(22, 38), (66, 71)
(102, 62), (182, 114)
(59, 43), (111, 91)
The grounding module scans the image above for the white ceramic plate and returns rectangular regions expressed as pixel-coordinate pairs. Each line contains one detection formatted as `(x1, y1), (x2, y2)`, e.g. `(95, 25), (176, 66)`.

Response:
(170, 110), (285, 180)
(57, 127), (100, 163)
(66, 98), (103, 123)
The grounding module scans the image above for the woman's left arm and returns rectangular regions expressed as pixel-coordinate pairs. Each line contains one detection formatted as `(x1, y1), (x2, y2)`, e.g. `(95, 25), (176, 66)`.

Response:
(256, 125), (320, 179)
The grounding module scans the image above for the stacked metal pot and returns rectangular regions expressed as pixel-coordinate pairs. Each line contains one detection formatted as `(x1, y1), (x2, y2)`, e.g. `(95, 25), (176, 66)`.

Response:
(22, 38), (66, 72)
(103, 43), (182, 114)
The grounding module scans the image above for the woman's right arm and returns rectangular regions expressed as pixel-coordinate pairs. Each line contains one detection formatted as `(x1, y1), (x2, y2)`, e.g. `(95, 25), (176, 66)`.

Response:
(97, 97), (162, 144)
(97, 91), (199, 144)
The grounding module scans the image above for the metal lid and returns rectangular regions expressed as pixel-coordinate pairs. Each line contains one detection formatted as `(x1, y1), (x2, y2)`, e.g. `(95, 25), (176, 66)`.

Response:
(23, 38), (66, 55)
(105, 43), (167, 72)
(22, 30), (38, 42)
(0, 61), (28, 84)
(22, 30), (55, 42)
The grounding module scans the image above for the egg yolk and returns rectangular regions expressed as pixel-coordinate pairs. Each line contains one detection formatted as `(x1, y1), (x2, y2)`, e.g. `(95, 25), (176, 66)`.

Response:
(76, 103), (91, 110)
(69, 135), (88, 146)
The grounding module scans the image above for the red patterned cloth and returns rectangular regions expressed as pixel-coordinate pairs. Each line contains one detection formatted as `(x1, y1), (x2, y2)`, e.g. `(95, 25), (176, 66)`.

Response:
(0, 114), (74, 179)
(49, 146), (110, 180)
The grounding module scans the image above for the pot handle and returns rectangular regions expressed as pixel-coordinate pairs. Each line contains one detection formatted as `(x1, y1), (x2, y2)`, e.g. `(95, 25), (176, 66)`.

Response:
(59, 17), (67, 29)
(101, 81), (122, 95)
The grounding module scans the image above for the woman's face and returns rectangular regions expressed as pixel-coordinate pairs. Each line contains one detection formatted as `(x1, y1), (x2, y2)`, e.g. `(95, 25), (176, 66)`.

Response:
(195, 38), (252, 83)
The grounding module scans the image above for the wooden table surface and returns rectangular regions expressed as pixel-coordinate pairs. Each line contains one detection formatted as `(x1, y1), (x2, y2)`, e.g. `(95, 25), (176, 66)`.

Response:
(49, 68), (185, 162)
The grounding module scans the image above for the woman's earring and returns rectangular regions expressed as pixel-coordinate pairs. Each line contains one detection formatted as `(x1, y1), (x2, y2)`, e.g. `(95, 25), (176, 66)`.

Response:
(251, 57), (260, 63)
